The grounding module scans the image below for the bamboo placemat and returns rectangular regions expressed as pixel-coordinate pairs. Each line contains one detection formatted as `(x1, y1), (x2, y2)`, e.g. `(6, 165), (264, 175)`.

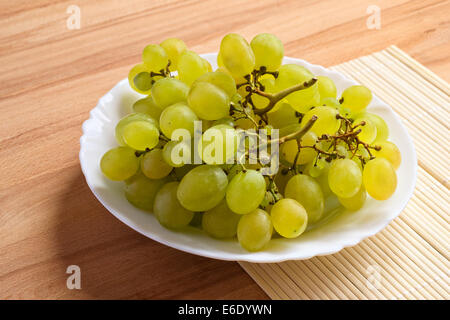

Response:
(239, 46), (449, 300)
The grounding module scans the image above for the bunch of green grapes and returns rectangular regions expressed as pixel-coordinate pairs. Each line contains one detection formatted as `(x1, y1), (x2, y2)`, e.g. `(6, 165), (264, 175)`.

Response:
(100, 33), (401, 252)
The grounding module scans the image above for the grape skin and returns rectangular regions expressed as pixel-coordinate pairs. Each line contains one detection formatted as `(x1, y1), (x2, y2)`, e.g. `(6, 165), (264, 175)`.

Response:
(151, 78), (189, 109)
(363, 158), (397, 200)
(202, 200), (241, 239)
(154, 182), (194, 229)
(160, 38), (187, 71)
(373, 141), (401, 170)
(328, 159), (362, 198)
(226, 170), (266, 214)
(125, 172), (169, 211)
(100, 146), (140, 181)
(219, 33), (255, 78)
(187, 82), (230, 120)
(141, 148), (173, 179)
(177, 165), (228, 212)
(237, 209), (272, 251)
(271, 199), (308, 239)
(159, 102), (198, 139)
(250, 33), (284, 72)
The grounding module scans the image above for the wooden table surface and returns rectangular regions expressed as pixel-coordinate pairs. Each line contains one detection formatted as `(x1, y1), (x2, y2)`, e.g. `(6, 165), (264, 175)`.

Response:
(0, 0), (448, 299)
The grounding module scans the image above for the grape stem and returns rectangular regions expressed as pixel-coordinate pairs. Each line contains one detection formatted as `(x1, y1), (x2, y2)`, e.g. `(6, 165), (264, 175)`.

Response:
(253, 78), (318, 115)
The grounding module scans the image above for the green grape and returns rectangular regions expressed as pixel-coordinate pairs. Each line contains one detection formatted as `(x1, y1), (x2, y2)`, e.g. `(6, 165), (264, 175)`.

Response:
(328, 159), (362, 198)
(160, 38), (187, 71)
(141, 148), (173, 179)
(285, 174), (324, 223)
(162, 140), (192, 167)
(122, 120), (160, 151)
(124, 172), (168, 210)
(213, 117), (235, 127)
(372, 141), (401, 170)
(353, 116), (377, 144)
(275, 64), (320, 113)
(178, 50), (209, 85)
(203, 58), (212, 72)
(340, 85), (372, 112)
(219, 33), (255, 78)
(305, 156), (328, 177)
(151, 78), (189, 109)
(193, 71), (237, 98)
(226, 170), (266, 214)
(313, 161), (333, 197)
(351, 144), (369, 170)
(301, 106), (340, 136)
(271, 198), (308, 238)
(177, 165), (228, 211)
(132, 96), (163, 120)
(281, 131), (318, 165)
(128, 64), (152, 94)
(154, 182), (194, 229)
(217, 51), (225, 68)
(338, 186), (367, 211)
(100, 146), (140, 181)
(317, 76), (337, 102)
(198, 124), (240, 164)
(115, 113), (157, 146)
(252, 76), (276, 109)
(267, 102), (298, 129)
(363, 158), (397, 200)
(202, 200), (241, 239)
(142, 44), (169, 72)
(231, 93), (242, 105)
(335, 144), (350, 158)
(187, 82), (230, 120)
(237, 209), (272, 251)
(250, 33), (284, 72)
(360, 112), (389, 142)
(159, 102), (198, 138)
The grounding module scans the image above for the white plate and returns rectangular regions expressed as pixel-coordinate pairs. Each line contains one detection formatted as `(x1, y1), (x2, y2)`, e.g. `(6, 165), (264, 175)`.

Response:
(80, 54), (417, 263)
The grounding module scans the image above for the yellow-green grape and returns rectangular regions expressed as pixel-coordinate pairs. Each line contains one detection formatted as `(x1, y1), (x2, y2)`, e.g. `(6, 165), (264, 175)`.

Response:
(125, 172), (169, 211)
(151, 78), (189, 109)
(188, 82), (230, 120)
(338, 186), (367, 211)
(362, 112), (389, 142)
(317, 75), (337, 102)
(178, 50), (209, 85)
(128, 64), (152, 94)
(314, 161), (333, 197)
(322, 97), (341, 108)
(267, 102), (298, 129)
(219, 33), (255, 78)
(213, 117), (235, 127)
(352, 144), (369, 170)
(115, 113), (157, 146)
(250, 33), (284, 72)
(202, 200), (241, 239)
(328, 158), (362, 198)
(275, 64), (320, 113)
(194, 71), (237, 98)
(372, 141), (401, 170)
(162, 140), (192, 168)
(141, 148), (173, 179)
(301, 106), (340, 136)
(340, 85), (372, 112)
(252, 76), (276, 109)
(237, 209), (272, 251)
(283, 131), (318, 165)
(159, 102), (198, 138)
(100, 146), (140, 181)
(353, 116), (377, 144)
(363, 158), (397, 200)
(198, 124), (239, 164)
(217, 51), (225, 68)
(154, 182), (194, 229)
(202, 58), (213, 72)
(160, 38), (187, 71)
(285, 174), (324, 223)
(122, 120), (159, 151)
(271, 198), (308, 239)
(231, 93), (242, 104)
(226, 170), (266, 214)
(142, 44), (169, 72)
(177, 165), (228, 211)
(132, 96), (163, 120)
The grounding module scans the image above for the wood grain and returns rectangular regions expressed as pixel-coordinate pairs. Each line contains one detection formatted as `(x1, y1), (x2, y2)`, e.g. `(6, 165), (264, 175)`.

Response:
(0, 0), (448, 299)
